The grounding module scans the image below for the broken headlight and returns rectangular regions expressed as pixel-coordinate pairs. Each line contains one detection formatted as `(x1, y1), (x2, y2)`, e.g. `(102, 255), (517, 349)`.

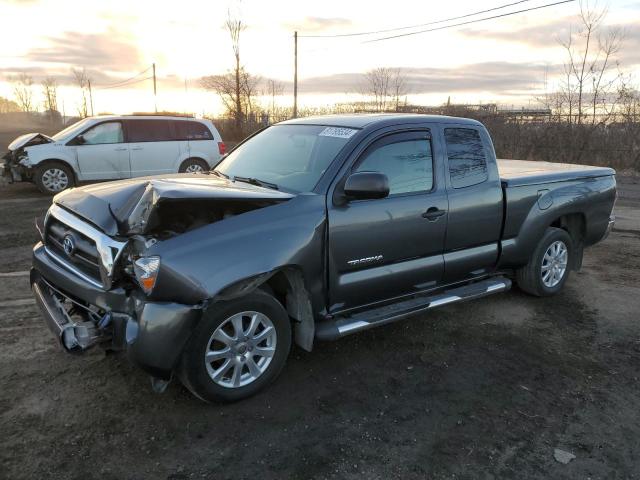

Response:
(133, 256), (160, 294)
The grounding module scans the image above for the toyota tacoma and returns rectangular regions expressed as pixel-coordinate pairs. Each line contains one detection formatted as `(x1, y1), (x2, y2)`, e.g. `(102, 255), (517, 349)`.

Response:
(30, 114), (616, 402)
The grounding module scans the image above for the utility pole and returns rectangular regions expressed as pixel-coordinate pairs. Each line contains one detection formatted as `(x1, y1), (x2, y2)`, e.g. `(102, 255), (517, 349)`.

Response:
(87, 79), (94, 116)
(153, 62), (157, 113)
(293, 31), (298, 118)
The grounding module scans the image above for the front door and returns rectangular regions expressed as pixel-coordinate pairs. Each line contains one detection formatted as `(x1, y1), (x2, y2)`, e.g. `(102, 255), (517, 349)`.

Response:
(75, 121), (130, 180)
(327, 130), (448, 313)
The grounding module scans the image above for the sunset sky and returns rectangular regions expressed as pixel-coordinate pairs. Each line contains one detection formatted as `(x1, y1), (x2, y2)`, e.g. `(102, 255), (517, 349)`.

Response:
(1, 0), (639, 116)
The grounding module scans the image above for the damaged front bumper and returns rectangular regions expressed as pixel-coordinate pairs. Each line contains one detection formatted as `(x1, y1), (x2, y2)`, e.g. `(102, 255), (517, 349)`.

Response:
(2, 151), (31, 183)
(31, 242), (202, 379)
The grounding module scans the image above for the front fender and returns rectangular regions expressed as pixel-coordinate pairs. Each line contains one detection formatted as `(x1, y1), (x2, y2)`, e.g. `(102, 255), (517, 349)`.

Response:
(147, 194), (327, 315)
(26, 145), (79, 172)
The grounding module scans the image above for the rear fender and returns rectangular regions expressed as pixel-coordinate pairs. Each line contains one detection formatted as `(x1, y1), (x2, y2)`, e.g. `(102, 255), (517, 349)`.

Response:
(499, 176), (616, 269)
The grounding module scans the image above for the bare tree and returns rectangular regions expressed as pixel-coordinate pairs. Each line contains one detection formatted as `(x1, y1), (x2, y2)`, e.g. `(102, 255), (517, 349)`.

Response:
(241, 70), (262, 117)
(0, 96), (20, 113)
(200, 68), (261, 119)
(72, 67), (91, 118)
(361, 67), (392, 111)
(11, 73), (34, 112)
(391, 68), (408, 111)
(559, 0), (623, 124)
(360, 68), (408, 112)
(264, 79), (284, 114)
(42, 77), (58, 115)
(226, 7), (246, 131)
(615, 74), (640, 170)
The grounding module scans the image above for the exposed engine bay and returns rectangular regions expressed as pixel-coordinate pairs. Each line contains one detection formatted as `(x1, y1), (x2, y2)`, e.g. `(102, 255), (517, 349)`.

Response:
(146, 198), (283, 239)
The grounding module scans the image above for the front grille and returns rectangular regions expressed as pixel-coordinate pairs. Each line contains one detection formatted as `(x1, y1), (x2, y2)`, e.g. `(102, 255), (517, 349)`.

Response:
(43, 205), (128, 290)
(45, 217), (102, 283)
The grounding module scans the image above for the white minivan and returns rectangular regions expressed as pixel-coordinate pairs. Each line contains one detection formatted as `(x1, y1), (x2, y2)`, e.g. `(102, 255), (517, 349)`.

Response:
(2, 114), (226, 194)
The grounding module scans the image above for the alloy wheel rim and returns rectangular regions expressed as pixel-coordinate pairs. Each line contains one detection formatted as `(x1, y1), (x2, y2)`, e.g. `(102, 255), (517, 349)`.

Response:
(185, 164), (204, 173)
(41, 168), (69, 192)
(541, 240), (568, 288)
(205, 311), (277, 388)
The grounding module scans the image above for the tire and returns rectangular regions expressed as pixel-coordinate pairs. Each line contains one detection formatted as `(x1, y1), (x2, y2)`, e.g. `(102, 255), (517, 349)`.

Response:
(178, 290), (291, 402)
(516, 227), (573, 297)
(34, 162), (75, 194)
(179, 158), (209, 174)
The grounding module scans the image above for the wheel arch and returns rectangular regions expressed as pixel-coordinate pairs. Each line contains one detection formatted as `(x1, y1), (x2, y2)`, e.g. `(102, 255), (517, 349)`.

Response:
(178, 156), (209, 172)
(549, 212), (586, 270)
(207, 266), (316, 352)
(36, 158), (78, 183)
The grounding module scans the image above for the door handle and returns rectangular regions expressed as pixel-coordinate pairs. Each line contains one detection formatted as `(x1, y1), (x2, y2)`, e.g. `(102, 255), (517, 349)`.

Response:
(114, 147), (127, 151)
(422, 207), (446, 221)
(131, 146), (143, 151)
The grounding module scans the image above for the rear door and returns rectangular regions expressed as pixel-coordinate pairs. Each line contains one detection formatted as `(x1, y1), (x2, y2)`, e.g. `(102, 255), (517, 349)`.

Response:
(327, 128), (448, 312)
(175, 120), (218, 167)
(440, 125), (503, 281)
(126, 119), (180, 176)
(73, 121), (130, 180)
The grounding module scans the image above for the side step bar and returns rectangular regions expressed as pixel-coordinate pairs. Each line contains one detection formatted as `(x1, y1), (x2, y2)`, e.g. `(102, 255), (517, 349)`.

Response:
(315, 277), (511, 341)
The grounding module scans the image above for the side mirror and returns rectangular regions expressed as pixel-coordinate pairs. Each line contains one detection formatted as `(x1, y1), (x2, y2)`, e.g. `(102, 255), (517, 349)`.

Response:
(74, 134), (86, 145)
(344, 171), (389, 200)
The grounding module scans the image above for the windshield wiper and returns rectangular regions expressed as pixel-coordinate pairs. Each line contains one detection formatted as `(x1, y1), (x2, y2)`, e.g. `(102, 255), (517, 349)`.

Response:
(211, 170), (229, 179)
(233, 176), (279, 190)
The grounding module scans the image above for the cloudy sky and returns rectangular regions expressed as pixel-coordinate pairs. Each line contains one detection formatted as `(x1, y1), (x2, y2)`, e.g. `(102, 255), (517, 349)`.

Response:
(1, 0), (639, 116)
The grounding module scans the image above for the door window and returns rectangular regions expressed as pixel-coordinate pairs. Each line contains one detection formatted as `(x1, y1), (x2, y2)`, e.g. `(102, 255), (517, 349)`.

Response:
(174, 121), (214, 140)
(127, 120), (173, 142)
(80, 122), (123, 145)
(355, 136), (433, 195)
(444, 128), (488, 188)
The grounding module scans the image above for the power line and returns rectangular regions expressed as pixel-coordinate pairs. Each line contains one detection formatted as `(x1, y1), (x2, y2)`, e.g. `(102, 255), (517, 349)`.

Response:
(96, 76), (153, 90)
(364, 0), (575, 43)
(298, 0), (536, 38)
(93, 66), (152, 89)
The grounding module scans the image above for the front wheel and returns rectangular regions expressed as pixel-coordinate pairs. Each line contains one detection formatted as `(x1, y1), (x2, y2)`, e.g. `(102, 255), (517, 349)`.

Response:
(516, 227), (573, 297)
(34, 162), (75, 194)
(178, 290), (291, 402)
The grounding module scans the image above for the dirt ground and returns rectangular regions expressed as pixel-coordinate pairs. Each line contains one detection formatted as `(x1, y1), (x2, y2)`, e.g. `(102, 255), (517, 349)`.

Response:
(0, 176), (638, 480)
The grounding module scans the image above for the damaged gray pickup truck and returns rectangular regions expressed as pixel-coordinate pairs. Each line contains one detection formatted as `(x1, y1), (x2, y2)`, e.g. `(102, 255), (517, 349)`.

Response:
(31, 114), (616, 402)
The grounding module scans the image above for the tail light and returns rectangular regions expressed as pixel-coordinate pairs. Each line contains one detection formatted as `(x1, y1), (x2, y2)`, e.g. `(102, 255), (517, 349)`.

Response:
(217, 142), (226, 155)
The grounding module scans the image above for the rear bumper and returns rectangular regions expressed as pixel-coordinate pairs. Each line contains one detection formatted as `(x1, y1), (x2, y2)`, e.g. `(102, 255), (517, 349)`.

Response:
(31, 242), (202, 378)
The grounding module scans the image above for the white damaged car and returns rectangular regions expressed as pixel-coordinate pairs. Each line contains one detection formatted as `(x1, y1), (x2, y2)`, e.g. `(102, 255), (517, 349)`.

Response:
(2, 114), (225, 194)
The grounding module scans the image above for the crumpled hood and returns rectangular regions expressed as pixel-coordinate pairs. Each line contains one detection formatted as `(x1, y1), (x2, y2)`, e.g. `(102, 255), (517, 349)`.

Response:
(54, 173), (294, 236)
(8, 133), (53, 151)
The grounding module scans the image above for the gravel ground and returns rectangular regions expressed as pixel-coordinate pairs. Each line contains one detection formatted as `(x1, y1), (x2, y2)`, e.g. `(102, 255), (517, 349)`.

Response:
(0, 176), (638, 480)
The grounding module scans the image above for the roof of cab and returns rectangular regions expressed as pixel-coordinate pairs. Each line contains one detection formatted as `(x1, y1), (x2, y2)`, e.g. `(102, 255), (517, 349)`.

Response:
(278, 113), (483, 129)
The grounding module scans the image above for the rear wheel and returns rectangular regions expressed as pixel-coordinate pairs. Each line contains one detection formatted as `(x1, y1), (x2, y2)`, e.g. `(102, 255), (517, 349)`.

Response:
(178, 290), (291, 402)
(179, 158), (209, 173)
(516, 227), (572, 297)
(35, 162), (75, 194)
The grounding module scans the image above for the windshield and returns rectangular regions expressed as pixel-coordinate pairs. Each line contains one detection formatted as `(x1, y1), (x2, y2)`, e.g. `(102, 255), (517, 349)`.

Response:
(51, 118), (93, 141)
(215, 124), (356, 192)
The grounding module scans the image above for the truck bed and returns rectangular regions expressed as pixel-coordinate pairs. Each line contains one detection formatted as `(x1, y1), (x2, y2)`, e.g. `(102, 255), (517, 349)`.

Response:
(497, 159), (615, 187)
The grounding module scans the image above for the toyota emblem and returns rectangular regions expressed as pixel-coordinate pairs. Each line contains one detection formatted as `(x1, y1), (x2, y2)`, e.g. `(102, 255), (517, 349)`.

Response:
(62, 234), (76, 256)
